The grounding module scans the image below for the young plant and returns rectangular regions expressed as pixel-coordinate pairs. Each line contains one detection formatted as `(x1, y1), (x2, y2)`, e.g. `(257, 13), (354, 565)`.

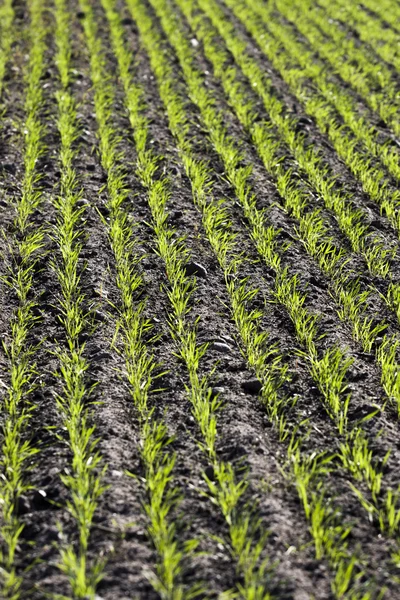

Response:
(0, 0), (14, 99)
(50, 0), (108, 593)
(0, 0), (47, 595)
(79, 0), (197, 595)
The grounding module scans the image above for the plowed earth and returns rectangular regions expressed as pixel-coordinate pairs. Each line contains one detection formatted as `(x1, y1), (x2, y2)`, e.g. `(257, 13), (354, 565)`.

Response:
(1, 0), (400, 599)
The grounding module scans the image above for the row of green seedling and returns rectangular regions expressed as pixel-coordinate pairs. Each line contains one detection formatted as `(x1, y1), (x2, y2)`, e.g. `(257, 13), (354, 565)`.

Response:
(0, 0), (15, 99)
(0, 0), (47, 597)
(175, 0), (400, 535)
(146, 0), (400, 555)
(359, 0), (400, 33)
(123, 0), (381, 596)
(233, 0), (400, 225)
(269, 0), (400, 177)
(165, 0), (390, 425)
(317, 0), (400, 74)
(194, 0), (396, 282)
(217, 0), (400, 420)
(103, 0), (277, 596)
(274, 0), (400, 137)
(51, 0), (108, 596)
(178, 0), (400, 571)
(78, 0), (194, 596)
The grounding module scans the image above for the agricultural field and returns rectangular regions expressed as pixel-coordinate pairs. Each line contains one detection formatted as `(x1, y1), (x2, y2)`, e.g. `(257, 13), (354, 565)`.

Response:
(1, 0), (400, 598)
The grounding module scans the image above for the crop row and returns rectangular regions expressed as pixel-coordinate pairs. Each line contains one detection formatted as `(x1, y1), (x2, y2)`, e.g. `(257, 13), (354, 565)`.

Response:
(317, 0), (400, 75)
(51, 0), (108, 594)
(105, 0), (284, 594)
(0, 0), (399, 597)
(0, 0), (47, 595)
(77, 0), (190, 594)
(213, 0), (400, 422)
(117, 0), (400, 595)
(277, 0), (400, 135)
(0, 0), (14, 98)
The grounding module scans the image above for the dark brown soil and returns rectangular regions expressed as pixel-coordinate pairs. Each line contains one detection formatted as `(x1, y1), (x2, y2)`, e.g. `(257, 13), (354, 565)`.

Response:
(1, 0), (400, 599)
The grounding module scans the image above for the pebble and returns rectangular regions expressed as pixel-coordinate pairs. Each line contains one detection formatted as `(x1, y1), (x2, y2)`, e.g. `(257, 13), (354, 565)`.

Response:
(1, 163), (16, 175)
(241, 378), (263, 394)
(169, 209), (183, 222)
(17, 495), (31, 515)
(204, 465), (215, 480)
(348, 404), (379, 422)
(32, 489), (50, 510)
(185, 261), (207, 278)
(76, 198), (90, 207)
(211, 342), (231, 353)
(93, 309), (107, 322)
(210, 386), (225, 397)
(219, 334), (235, 345)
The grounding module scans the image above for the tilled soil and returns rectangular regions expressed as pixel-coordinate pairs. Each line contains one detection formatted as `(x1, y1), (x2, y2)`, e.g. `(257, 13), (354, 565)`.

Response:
(1, 0), (400, 598)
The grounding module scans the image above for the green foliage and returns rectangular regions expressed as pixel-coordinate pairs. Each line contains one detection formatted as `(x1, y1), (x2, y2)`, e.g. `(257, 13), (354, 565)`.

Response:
(88, 0), (203, 595)
(51, 0), (107, 593)
(340, 429), (388, 500)
(232, 0), (400, 237)
(0, 0), (46, 595)
(124, 0), (283, 594)
(309, 347), (352, 433)
(0, 0), (14, 99)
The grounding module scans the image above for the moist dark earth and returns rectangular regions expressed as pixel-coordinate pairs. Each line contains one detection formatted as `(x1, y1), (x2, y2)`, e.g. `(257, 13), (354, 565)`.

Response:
(1, 0), (400, 598)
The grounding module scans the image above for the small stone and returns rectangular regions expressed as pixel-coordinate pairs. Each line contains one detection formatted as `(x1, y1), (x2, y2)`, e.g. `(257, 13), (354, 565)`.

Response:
(93, 309), (107, 322)
(78, 332), (89, 344)
(1, 163), (16, 175)
(184, 261), (207, 278)
(297, 116), (313, 126)
(17, 495), (31, 515)
(170, 166), (182, 178)
(220, 334), (235, 344)
(210, 386), (225, 397)
(190, 38), (199, 47)
(32, 489), (50, 510)
(111, 470), (123, 478)
(241, 378), (263, 394)
(169, 209), (183, 222)
(211, 342), (231, 353)
(92, 351), (113, 362)
(348, 404), (379, 422)
(76, 198), (89, 207)
(204, 465), (215, 480)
